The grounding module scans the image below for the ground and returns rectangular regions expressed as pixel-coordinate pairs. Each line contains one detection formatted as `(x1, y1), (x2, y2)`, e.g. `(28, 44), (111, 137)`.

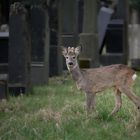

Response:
(0, 72), (140, 140)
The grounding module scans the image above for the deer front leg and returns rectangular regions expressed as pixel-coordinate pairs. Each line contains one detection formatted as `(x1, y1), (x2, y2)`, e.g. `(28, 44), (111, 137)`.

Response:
(110, 89), (122, 116)
(85, 92), (96, 112)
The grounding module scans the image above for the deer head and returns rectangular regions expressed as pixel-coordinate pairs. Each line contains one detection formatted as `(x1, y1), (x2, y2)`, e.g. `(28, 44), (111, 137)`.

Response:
(62, 46), (81, 71)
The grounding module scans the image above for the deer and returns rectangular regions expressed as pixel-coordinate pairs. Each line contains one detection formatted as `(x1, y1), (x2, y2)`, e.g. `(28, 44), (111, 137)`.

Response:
(62, 46), (140, 116)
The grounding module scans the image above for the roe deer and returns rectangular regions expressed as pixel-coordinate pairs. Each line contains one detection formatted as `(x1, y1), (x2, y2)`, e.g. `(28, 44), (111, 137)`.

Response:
(62, 46), (140, 116)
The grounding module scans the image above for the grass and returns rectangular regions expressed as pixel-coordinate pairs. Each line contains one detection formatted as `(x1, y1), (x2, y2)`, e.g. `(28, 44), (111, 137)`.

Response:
(0, 72), (140, 140)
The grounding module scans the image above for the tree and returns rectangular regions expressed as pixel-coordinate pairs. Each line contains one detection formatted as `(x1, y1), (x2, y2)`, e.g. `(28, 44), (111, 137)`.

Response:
(129, 0), (140, 10)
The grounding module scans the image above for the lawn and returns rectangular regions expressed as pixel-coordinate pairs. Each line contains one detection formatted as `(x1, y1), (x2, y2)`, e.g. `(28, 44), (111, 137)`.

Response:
(0, 72), (140, 140)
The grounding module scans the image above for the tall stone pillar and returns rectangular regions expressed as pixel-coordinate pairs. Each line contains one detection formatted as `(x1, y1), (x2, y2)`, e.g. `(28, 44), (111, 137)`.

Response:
(9, 2), (31, 94)
(58, 0), (78, 46)
(79, 0), (99, 68)
(30, 4), (50, 85)
(58, 0), (78, 70)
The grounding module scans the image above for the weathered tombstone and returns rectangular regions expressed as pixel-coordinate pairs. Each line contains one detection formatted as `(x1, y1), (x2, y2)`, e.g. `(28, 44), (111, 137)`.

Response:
(100, 19), (126, 65)
(9, 2), (31, 95)
(58, 0), (78, 46)
(98, 6), (114, 53)
(99, 0), (129, 65)
(106, 19), (124, 53)
(58, 0), (78, 70)
(49, 0), (60, 76)
(79, 0), (99, 68)
(30, 5), (49, 85)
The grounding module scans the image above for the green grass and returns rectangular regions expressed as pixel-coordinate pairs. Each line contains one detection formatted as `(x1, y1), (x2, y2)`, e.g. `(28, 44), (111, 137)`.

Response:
(0, 73), (140, 140)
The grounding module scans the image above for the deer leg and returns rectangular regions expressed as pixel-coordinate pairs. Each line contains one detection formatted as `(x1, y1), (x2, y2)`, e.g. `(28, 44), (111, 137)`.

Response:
(110, 89), (122, 116)
(120, 86), (140, 109)
(86, 92), (96, 112)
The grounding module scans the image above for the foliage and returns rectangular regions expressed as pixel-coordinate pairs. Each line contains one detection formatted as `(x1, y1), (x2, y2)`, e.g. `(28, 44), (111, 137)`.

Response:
(0, 73), (140, 140)
(129, 0), (140, 10)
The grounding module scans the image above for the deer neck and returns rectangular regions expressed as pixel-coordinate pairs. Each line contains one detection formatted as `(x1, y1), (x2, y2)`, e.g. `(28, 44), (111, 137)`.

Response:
(70, 65), (83, 82)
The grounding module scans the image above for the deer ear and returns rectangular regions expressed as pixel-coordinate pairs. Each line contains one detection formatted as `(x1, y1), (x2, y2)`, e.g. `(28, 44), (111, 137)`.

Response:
(62, 47), (67, 57)
(75, 46), (81, 55)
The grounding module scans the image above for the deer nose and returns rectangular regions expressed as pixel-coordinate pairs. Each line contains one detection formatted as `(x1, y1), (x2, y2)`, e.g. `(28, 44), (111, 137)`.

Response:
(68, 62), (73, 66)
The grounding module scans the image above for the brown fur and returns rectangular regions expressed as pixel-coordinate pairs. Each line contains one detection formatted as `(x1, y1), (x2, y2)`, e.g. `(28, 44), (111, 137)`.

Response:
(62, 46), (140, 115)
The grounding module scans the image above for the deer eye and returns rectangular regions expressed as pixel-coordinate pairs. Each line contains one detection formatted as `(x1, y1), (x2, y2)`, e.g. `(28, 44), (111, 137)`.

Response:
(66, 57), (68, 59)
(73, 57), (75, 59)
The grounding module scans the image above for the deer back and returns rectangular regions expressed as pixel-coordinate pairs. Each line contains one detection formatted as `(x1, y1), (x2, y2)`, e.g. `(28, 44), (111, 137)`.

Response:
(81, 64), (135, 93)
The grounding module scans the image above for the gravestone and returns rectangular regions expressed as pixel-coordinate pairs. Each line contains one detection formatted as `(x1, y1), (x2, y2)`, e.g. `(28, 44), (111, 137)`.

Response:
(58, 0), (78, 46)
(9, 2), (31, 95)
(99, 0), (129, 65)
(98, 6), (114, 53)
(79, 0), (99, 68)
(30, 5), (49, 85)
(58, 0), (78, 70)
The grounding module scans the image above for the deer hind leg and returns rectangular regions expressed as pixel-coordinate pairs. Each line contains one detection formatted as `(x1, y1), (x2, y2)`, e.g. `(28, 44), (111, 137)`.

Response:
(119, 86), (140, 110)
(110, 89), (122, 116)
(86, 92), (96, 112)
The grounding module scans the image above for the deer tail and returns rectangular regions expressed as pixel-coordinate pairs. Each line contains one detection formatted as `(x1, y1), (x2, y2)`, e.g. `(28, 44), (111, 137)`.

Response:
(132, 73), (137, 81)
